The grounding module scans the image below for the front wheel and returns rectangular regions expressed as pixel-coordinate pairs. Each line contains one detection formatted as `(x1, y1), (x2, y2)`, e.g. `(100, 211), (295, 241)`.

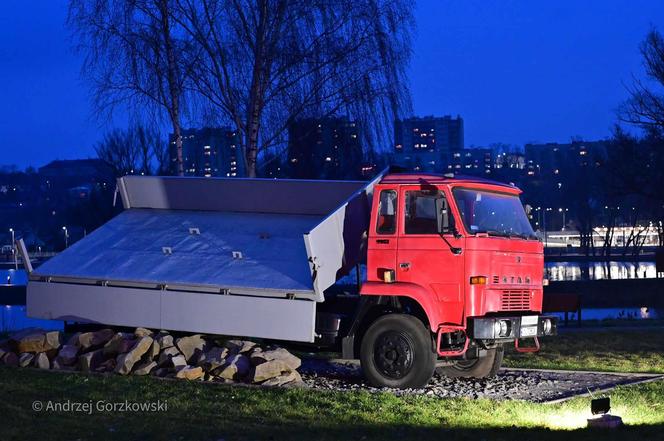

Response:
(439, 344), (504, 379)
(360, 314), (436, 388)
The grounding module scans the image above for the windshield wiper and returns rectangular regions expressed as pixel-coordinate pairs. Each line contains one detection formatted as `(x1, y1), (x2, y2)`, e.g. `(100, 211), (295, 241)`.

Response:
(479, 230), (537, 240)
(484, 230), (512, 238)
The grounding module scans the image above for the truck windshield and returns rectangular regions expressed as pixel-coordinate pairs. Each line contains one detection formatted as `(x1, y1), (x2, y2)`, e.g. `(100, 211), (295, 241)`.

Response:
(452, 188), (537, 239)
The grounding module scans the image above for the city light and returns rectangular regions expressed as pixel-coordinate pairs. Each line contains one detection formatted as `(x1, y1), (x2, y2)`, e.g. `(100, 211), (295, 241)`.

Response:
(62, 226), (69, 248)
(9, 227), (17, 270)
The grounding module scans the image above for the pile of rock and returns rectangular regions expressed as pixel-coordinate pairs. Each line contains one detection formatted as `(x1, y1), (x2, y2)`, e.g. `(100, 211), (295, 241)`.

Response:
(0, 327), (303, 387)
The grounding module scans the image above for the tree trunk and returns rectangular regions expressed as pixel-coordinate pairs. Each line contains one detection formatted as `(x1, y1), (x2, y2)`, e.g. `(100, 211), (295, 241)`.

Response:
(174, 126), (184, 176)
(245, 122), (259, 178)
(159, 0), (183, 176)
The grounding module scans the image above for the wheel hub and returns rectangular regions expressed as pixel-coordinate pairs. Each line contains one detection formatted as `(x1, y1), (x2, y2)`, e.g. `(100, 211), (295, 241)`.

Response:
(373, 331), (414, 380)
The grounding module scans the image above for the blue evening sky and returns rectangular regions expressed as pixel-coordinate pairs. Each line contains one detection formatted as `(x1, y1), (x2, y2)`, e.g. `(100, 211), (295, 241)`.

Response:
(1, 1), (663, 168)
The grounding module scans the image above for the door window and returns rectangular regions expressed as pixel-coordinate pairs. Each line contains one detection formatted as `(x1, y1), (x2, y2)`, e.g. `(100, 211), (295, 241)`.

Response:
(404, 190), (442, 234)
(376, 190), (397, 234)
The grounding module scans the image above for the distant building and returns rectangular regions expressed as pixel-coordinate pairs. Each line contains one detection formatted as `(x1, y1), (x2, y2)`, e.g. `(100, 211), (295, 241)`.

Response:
(524, 140), (608, 177)
(287, 117), (362, 180)
(394, 115), (464, 172)
(449, 148), (493, 175)
(170, 128), (244, 177)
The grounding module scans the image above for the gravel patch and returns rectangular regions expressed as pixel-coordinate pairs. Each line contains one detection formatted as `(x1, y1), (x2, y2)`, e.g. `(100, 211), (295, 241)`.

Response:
(300, 358), (662, 403)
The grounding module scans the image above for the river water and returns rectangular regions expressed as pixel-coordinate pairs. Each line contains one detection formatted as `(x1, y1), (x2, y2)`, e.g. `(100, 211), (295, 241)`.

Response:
(0, 269), (28, 286)
(545, 261), (658, 281)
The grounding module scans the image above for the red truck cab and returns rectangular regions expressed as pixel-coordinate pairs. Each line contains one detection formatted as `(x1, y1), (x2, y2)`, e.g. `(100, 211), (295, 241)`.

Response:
(337, 173), (557, 388)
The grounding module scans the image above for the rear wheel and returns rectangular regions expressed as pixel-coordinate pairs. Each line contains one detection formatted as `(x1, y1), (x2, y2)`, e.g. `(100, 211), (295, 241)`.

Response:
(360, 314), (436, 388)
(439, 344), (504, 378)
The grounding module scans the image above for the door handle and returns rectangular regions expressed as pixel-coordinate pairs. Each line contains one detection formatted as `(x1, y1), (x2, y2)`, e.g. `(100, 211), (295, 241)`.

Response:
(376, 239), (390, 244)
(399, 262), (411, 270)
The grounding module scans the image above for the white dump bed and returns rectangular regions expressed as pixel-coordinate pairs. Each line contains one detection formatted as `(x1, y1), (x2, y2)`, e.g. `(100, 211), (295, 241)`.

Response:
(28, 174), (382, 342)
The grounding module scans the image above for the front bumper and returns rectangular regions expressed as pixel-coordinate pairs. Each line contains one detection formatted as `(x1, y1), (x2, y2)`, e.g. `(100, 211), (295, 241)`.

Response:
(469, 314), (558, 340)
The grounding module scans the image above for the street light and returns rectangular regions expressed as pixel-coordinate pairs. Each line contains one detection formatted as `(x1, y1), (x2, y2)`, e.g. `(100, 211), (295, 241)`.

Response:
(559, 208), (569, 230)
(9, 228), (17, 270)
(62, 226), (69, 249)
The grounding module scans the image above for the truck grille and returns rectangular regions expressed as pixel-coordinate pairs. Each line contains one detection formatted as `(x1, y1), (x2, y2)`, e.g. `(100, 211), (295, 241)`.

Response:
(500, 290), (531, 311)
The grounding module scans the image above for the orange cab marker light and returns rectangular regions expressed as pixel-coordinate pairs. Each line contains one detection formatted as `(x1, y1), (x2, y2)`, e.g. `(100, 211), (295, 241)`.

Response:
(470, 276), (487, 285)
(542, 278), (549, 286)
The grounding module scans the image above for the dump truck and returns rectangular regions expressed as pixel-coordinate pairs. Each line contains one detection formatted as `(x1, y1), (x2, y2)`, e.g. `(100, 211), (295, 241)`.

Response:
(27, 169), (557, 388)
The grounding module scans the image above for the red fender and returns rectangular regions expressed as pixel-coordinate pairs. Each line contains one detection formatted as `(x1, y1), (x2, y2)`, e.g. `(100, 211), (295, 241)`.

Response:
(360, 281), (443, 332)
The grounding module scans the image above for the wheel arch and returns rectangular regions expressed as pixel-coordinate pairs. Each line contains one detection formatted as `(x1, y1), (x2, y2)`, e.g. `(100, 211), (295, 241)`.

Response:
(343, 287), (439, 359)
(359, 281), (441, 332)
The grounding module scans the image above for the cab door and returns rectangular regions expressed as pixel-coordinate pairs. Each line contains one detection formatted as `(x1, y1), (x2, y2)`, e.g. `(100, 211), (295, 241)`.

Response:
(396, 186), (465, 325)
(367, 188), (399, 282)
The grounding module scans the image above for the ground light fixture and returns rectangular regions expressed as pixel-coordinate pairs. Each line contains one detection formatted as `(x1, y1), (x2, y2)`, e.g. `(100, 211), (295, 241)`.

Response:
(587, 396), (623, 429)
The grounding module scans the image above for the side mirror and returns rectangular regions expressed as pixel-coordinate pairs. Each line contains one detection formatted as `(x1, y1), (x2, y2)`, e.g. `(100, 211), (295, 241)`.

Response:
(436, 197), (452, 234)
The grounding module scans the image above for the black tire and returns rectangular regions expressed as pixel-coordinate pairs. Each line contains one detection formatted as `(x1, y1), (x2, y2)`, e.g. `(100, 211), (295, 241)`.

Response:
(360, 314), (436, 388)
(439, 345), (504, 379)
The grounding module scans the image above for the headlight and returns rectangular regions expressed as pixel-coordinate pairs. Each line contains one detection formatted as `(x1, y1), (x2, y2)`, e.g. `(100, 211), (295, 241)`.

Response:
(542, 318), (552, 334)
(493, 320), (502, 337)
(499, 320), (510, 337)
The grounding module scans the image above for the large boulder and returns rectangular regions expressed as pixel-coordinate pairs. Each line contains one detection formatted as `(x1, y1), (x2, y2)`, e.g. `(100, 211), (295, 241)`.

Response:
(147, 340), (161, 360)
(44, 331), (61, 352)
(250, 347), (300, 370)
(224, 340), (256, 354)
(261, 370), (304, 387)
(171, 355), (187, 370)
(18, 353), (34, 368)
(133, 361), (157, 376)
(78, 329), (114, 350)
(175, 335), (207, 363)
(215, 354), (250, 380)
(197, 347), (228, 370)
(34, 352), (50, 370)
(134, 327), (154, 338)
(157, 347), (182, 366)
(103, 333), (135, 356)
(251, 359), (292, 383)
(10, 329), (60, 353)
(175, 366), (204, 380)
(79, 349), (106, 372)
(115, 336), (153, 375)
(155, 333), (174, 349)
(55, 345), (79, 366)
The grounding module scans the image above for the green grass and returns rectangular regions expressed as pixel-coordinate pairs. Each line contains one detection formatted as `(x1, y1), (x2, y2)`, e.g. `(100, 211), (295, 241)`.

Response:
(0, 365), (663, 441)
(504, 329), (664, 374)
(2, 327), (663, 440)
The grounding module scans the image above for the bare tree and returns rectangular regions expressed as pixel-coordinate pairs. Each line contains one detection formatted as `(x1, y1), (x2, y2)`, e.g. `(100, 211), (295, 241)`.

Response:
(621, 29), (664, 131)
(173, 0), (414, 177)
(68, 0), (194, 176)
(96, 125), (166, 176)
(96, 129), (140, 177)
